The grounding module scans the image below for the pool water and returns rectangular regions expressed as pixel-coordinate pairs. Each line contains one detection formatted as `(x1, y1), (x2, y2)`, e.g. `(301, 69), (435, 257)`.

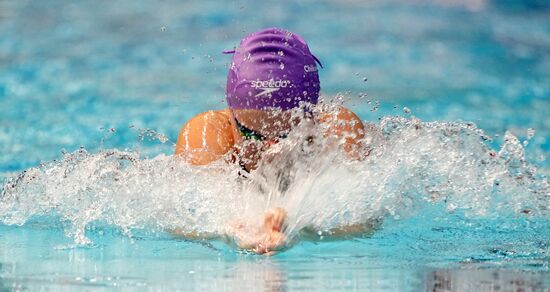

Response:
(1, 0), (549, 290)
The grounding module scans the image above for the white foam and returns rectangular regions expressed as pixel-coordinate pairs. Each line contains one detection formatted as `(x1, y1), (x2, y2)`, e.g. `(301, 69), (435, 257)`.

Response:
(1, 111), (548, 246)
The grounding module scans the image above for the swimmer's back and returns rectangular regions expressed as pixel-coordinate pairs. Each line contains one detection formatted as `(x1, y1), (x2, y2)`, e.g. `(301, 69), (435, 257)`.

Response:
(175, 109), (236, 165)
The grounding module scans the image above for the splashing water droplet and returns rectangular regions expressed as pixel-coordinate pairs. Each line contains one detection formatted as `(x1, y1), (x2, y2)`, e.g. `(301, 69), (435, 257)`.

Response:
(2, 103), (549, 252)
(277, 50), (284, 56)
(527, 128), (535, 140)
(156, 134), (168, 144)
(403, 107), (411, 114)
(279, 62), (285, 70)
(244, 53), (251, 61)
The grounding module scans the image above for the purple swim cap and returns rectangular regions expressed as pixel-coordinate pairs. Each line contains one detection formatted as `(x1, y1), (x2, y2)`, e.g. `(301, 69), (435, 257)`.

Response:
(225, 27), (322, 111)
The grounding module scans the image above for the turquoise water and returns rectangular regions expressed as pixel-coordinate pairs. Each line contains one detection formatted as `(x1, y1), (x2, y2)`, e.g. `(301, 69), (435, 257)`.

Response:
(1, 0), (549, 290)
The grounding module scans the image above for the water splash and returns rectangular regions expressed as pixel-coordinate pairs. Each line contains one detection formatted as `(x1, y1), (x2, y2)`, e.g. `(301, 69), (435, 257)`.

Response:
(1, 110), (548, 249)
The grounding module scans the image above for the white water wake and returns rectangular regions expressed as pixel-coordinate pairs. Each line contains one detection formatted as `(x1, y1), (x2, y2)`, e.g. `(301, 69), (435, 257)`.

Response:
(1, 114), (548, 247)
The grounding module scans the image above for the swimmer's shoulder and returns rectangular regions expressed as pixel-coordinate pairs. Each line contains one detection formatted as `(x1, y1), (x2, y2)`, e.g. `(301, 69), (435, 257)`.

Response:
(184, 109), (232, 123)
(175, 108), (236, 164)
(318, 105), (367, 160)
(177, 109), (232, 134)
(318, 106), (364, 134)
(318, 105), (359, 122)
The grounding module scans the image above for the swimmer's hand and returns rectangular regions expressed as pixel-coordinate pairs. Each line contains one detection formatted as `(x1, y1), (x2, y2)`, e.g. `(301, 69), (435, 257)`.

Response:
(229, 207), (287, 255)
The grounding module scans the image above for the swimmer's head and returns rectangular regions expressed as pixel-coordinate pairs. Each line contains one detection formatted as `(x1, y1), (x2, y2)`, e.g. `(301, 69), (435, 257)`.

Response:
(225, 27), (322, 112)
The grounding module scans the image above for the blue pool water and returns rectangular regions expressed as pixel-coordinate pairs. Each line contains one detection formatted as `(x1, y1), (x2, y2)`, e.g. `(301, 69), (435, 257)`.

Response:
(1, 0), (549, 290)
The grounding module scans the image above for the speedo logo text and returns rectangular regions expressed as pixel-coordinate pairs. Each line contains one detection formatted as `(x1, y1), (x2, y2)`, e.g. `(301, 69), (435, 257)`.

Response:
(250, 78), (292, 97)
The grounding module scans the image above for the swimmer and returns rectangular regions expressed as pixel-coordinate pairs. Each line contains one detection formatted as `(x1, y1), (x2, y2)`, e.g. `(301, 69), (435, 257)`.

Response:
(174, 28), (368, 254)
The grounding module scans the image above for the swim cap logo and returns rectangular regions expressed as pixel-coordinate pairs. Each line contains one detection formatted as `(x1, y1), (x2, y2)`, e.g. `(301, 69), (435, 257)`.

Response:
(304, 64), (318, 73)
(250, 78), (291, 97)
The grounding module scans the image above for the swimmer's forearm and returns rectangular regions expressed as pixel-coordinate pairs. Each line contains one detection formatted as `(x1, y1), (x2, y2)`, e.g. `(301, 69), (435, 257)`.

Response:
(170, 228), (219, 240)
(326, 223), (377, 237)
(301, 220), (381, 240)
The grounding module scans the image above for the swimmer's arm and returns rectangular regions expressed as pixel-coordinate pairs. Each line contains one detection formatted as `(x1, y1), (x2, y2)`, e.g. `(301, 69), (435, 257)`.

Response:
(175, 110), (235, 165)
(325, 221), (379, 238)
(319, 106), (367, 160)
(170, 228), (219, 240)
(301, 219), (381, 240)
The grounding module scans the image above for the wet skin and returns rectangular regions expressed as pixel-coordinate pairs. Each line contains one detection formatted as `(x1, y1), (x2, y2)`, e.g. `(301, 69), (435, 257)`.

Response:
(174, 106), (367, 254)
(175, 107), (366, 169)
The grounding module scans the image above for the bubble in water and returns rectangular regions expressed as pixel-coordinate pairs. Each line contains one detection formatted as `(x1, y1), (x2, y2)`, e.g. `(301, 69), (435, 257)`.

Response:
(277, 50), (284, 56)
(403, 107), (411, 114)
(160, 26), (166, 32)
(279, 62), (285, 70)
